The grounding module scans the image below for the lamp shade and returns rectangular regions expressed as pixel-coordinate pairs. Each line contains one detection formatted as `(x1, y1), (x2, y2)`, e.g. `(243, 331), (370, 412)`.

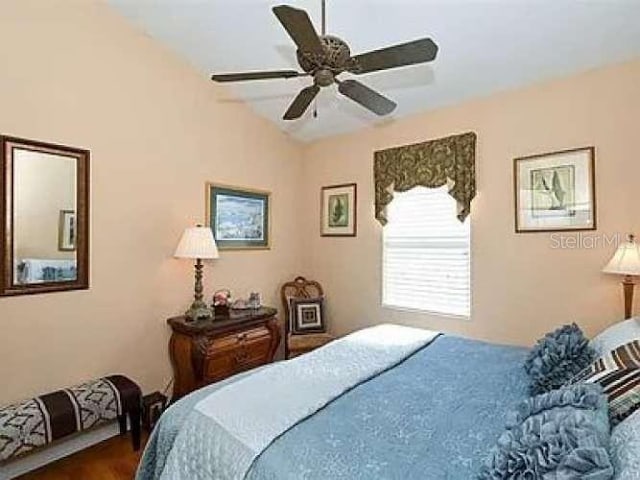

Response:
(174, 226), (219, 259)
(603, 234), (640, 276)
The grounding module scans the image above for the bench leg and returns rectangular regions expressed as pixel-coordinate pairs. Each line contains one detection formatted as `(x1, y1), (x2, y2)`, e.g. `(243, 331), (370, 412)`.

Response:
(129, 407), (141, 451)
(117, 414), (127, 435)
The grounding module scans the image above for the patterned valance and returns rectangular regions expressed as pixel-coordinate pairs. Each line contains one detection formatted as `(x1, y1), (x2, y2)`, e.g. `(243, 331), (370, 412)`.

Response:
(374, 132), (477, 225)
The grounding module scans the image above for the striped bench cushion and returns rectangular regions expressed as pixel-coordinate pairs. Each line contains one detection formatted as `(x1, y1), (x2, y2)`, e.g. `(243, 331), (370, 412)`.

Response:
(0, 375), (140, 462)
(571, 340), (640, 425)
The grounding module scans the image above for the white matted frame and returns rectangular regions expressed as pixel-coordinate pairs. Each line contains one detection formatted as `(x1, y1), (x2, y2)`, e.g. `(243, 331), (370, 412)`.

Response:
(58, 210), (76, 251)
(514, 147), (596, 233)
(321, 183), (357, 237)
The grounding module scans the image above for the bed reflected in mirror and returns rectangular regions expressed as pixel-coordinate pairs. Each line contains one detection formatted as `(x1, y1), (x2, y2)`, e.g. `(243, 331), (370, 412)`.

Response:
(1, 136), (89, 296)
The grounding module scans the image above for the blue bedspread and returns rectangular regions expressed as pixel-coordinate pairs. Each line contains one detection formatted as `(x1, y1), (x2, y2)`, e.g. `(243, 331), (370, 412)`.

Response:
(138, 335), (530, 480)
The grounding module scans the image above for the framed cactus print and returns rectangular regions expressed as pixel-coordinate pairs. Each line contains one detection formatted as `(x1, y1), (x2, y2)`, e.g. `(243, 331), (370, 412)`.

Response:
(321, 183), (357, 237)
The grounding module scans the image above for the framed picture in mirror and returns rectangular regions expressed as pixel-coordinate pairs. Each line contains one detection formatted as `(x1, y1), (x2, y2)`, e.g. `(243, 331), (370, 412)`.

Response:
(0, 136), (89, 296)
(58, 210), (76, 252)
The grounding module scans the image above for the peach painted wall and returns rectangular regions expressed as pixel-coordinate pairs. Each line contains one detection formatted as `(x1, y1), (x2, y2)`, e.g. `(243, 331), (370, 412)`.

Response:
(300, 60), (640, 346)
(0, 1), (303, 405)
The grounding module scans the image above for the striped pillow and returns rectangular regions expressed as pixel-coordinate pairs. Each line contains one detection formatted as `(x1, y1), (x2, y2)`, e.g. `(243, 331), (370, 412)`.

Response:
(571, 340), (640, 425)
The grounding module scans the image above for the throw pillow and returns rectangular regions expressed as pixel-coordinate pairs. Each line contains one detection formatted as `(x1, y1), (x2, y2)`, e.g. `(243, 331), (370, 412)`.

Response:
(571, 340), (640, 425)
(479, 384), (613, 480)
(524, 323), (596, 395)
(289, 296), (326, 335)
(591, 318), (640, 356)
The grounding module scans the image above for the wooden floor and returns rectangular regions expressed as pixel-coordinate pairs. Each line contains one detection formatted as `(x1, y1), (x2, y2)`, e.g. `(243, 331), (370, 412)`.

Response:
(17, 434), (146, 480)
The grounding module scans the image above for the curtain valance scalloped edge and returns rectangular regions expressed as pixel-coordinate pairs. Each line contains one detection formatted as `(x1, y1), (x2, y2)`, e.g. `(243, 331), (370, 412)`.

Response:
(374, 131), (477, 225)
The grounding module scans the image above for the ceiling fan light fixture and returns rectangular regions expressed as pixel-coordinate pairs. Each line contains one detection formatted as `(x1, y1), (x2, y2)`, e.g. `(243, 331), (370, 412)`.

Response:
(314, 69), (334, 87)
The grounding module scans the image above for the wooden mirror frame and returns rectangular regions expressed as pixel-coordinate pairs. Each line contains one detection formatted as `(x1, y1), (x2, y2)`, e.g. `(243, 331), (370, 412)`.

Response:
(0, 136), (90, 296)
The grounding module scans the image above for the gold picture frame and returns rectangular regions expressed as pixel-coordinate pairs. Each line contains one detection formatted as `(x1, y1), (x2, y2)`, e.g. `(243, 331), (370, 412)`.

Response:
(514, 147), (596, 233)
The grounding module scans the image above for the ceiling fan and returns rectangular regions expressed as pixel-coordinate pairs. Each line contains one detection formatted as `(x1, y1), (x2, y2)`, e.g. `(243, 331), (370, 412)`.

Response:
(211, 0), (438, 120)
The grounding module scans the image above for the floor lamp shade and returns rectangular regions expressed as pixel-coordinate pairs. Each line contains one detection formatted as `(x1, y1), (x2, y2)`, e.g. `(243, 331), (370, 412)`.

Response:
(604, 234), (640, 319)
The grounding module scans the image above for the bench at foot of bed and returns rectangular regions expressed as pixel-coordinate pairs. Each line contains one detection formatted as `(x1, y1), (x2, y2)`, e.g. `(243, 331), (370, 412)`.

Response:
(0, 374), (142, 463)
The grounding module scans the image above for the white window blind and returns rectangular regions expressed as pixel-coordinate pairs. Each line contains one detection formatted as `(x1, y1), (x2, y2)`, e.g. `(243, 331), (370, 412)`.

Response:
(382, 186), (470, 317)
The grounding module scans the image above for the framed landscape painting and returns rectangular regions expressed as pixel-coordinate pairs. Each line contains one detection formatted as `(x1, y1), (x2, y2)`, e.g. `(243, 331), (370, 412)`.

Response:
(321, 183), (357, 237)
(206, 183), (270, 250)
(514, 147), (596, 233)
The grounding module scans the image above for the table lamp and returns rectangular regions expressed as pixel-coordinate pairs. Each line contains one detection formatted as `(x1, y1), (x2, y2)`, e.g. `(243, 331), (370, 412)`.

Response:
(174, 225), (219, 321)
(603, 233), (640, 319)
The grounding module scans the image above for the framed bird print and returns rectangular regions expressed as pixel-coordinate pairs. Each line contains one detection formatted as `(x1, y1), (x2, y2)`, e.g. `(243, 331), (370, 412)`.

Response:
(514, 147), (596, 233)
(321, 183), (357, 237)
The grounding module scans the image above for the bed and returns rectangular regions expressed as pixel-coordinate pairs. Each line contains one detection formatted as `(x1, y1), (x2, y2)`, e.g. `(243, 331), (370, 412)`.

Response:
(137, 325), (532, 479)
(15, 258), (77, 283)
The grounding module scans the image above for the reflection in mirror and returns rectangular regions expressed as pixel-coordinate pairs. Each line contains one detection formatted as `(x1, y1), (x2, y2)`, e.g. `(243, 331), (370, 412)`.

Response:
(13, 149), (78, 285)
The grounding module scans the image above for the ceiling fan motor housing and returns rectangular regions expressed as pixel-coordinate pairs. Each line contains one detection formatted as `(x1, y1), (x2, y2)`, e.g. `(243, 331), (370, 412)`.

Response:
(297, 35), (351, 76)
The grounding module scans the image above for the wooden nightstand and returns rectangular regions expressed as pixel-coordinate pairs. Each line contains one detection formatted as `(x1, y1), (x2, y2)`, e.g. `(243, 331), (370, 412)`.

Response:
(167, 307), (280, 399)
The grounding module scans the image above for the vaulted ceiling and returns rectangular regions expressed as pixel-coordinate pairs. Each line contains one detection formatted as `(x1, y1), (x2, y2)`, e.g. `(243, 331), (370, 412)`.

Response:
(109, 0), (640, 142)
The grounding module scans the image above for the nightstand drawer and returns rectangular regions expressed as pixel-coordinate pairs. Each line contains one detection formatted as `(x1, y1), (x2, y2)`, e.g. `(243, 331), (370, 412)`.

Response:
(204, 352), (262, 381)
(208, 326), (271, 353)
(204, 332), (273, 381)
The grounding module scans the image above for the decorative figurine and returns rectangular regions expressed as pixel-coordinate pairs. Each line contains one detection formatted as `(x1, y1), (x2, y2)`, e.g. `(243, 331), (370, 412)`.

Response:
(248, 292), (262, 309)
(212, 289), (231, 317)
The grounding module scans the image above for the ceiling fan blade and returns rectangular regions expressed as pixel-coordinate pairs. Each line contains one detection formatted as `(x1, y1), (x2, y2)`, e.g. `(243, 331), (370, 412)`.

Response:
(283, 85), (320, 120)
(349, 38), (438, 74)
(273, 5), (324, 55)
(211, 70), (305, 82)
(338, 80), (396, 116)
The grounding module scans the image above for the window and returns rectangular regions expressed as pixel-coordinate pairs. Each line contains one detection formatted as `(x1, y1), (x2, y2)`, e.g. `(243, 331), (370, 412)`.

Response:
(382, 186), (471, 317)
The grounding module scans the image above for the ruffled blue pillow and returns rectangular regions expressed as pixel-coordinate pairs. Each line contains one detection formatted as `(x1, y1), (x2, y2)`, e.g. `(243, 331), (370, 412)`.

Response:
(524, 323), (596, 395)
(507, 384), (605, 427)
(479, 385), (613, 480)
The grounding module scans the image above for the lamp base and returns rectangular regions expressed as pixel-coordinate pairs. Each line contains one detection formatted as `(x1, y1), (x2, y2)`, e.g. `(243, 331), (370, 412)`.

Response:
(623, 275), (635, 320)
(184, 258), (213, 322)
(185, 300), (213, 322)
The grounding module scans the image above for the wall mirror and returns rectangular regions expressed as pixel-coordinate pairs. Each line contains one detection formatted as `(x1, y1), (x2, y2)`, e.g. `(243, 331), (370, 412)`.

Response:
(1, 136), (89, 296)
